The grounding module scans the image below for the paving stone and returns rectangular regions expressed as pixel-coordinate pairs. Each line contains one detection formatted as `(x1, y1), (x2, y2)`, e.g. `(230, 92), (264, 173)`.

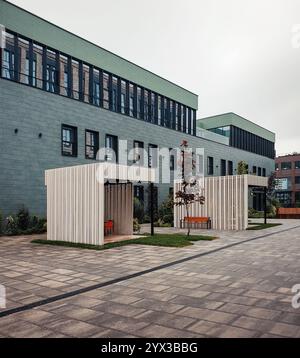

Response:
(137, 324), (198, 338)
(135, 310), (196, 330)
(269, 322), (300, 338)
(0, 220), (300, 338)
(244, 307), (281, 320)
(231, 315), (276, 332)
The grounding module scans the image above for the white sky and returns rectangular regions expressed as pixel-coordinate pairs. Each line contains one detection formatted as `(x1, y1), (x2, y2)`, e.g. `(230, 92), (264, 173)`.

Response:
(8, 0), (300, 155)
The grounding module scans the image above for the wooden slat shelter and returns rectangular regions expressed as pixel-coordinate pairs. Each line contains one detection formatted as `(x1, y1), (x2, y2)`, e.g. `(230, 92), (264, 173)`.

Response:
(174, 175), (268, 231)
(45, 163), (155, 245)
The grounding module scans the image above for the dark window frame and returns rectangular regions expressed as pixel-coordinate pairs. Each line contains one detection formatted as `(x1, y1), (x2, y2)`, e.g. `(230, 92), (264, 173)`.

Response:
(133, 140), (144, 165)
(105, 134), (119, 163)
(207, 156), (214, 175)
(148, 144), (158, 168)
(220, 159), (226, 176)
(61, 124), (78, 157)
(2, 28), (198, 137)
(85, 129), (99, 160)
(228, 160), (233, 176)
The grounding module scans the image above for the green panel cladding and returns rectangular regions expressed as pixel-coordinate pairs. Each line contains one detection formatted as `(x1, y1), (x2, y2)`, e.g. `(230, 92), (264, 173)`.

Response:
(0, 0), (198, 109)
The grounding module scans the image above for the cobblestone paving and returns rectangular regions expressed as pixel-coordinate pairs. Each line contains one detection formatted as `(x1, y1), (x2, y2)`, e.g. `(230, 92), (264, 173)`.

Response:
(0, 220), (300, 338)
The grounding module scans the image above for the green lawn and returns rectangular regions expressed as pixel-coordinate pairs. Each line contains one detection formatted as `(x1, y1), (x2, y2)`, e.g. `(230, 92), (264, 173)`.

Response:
(32, 233), (218, 251)
(247, 223), (282, 230)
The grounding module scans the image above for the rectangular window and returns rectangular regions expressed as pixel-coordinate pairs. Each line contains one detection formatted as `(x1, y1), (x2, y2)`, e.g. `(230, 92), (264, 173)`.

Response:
(175, 103), (179, 131)
(228, 161), (233, 176)
(295, 177), (300, 184)
(221, 159), (226, 176)
(18, 37), (29, 85)
(144, 90), (149, 121)
(120, 80), (127, 114)
(164, 98), (169, 127)
(295, 161), (300, 170)
(137, 87), (142, 119)
(46, 49), (57, 93)
(59, 55), (69, 96)
(2, 32), (15, 80)
(169, 148), (175, 171)
(82, 64), (90, 103)
(129, 83), (134, 117)
(72, 60), (80, 100)
(170, 101), (175, 129)
(105, 134), (118, 163)
(258, 167), (262, 176)
(262, 168), (266, 177)
(157, 96), (162, 125)
(187, 108), (192, 134)
(148, 144), (158, 168)
(207, 157), (214, 175)
(62, 125), (77, 157)
(32, 43), (43, 88)
(85, 130), (99, 160)
(93, 68), (100, 106)
(110, 76), (118, 112)
(102, 72), (110, 109)
(133, 140), (144, 165)
(192, 110), (196, 136)
(252, 166), (257, 175)
(150, 92), (155, 123)
(182, 105), (187, 132)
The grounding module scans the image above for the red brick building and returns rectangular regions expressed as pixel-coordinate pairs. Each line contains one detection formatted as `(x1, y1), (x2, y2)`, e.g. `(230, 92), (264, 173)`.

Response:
(275, 154), (300, 207)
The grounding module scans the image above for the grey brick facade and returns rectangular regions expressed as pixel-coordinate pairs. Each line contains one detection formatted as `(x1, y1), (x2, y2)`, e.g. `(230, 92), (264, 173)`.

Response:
(0, 79), (275, 217)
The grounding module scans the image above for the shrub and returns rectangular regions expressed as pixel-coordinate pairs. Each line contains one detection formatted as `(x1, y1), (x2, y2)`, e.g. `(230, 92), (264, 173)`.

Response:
(158, 194), (174, 226)
(1, 206), (47, 236)
(37, 217), (47, 230)
(266, 204), (277, 218)
(16, 206), (30, 231)
(155, 218), (171, 228)
(5, 215), (19, 235)
(30, 215), (39, 228)
(133, 198), (144, 223)
(248, 208), (263, 218)
(133, 218), (141, 233)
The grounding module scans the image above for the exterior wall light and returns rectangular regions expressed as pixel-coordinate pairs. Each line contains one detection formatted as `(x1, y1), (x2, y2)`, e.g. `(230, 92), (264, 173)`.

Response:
(39, 133), (43, 138)
(14, 128), (18, 134)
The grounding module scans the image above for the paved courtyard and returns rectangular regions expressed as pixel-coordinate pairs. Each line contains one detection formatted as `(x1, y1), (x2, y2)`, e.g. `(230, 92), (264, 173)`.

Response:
(0, 219), (300, 338)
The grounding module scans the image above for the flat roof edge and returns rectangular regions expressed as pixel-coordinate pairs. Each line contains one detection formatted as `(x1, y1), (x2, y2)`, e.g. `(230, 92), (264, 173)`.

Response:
(197, 112), (275, 141)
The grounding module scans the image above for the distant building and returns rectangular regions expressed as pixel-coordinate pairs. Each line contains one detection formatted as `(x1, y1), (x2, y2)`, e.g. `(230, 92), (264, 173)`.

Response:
(275, 154), (300, 207)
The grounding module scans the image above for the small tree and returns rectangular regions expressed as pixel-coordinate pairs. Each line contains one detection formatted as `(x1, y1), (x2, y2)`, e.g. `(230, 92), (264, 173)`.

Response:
(174, 140), (205, 236)
(237, 161), (248, 175)
(266, 171), (281, 213)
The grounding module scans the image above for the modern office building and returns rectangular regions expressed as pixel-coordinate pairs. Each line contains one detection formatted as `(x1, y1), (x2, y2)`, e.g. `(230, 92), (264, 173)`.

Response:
(0, 0), (275, 217)
(275, 154), (300, 207)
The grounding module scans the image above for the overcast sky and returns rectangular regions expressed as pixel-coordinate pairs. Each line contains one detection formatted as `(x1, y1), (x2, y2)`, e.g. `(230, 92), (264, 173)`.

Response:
(9, 0), (300, 155)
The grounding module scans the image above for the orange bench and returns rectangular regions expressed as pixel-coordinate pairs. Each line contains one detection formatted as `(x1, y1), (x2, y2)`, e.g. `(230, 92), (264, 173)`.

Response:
(277, 208), (300, 219)
(180, 216), (212, 229)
